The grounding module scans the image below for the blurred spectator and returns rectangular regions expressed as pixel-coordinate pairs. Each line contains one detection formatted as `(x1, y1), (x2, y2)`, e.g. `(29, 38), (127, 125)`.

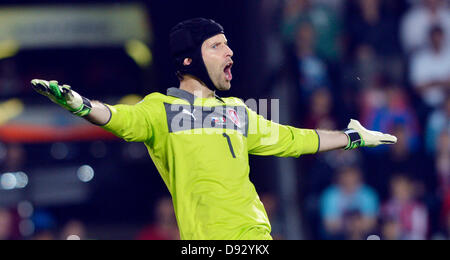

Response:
(381, 218), (402, 240)
(435, 130), (450, 195)
(401, 0), (450, 54)
(358, 83), (421, 196)
(387, 124), (423, 178)
(344, 0), (405, 85)
(353, 45), (380, 89)
(320, 166), (379, 239)
(302, 149), (363, 240)
(260, 0), (288, 90)
(345, 211), (371, 240)
(425, 97), (450, 154)
(291, 22), (330, 100)
(135, 197), (179, 240)
(366, 123), (421, 198)
(260, 193), (284, 240)
(433, 192), (450, 239)
(360, 82), (421, 154)
(338, 44), (379, 117)
(345, 0), (401, 58)
(443, 211), (450, 239)
(299, 86), (341, 212)
(410, 25), (450, 109)
(304, 149), (362, 199)
(303, 88), (337, 130)
(282, 0), (341, 61)
(0, 208), (14, 240)
(381, 174), (429, 240)
(60, 220), (88, 240)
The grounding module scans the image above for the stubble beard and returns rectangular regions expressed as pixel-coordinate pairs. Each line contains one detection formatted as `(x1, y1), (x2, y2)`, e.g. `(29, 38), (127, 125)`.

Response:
(215, 80), (231, 91)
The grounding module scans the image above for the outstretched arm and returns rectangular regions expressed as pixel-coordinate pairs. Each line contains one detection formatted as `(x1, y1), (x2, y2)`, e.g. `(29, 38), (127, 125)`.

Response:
(315, 130), (348, 152)
(31, 79), (155, 143)
(317, 119), (398, 152)
(247, 104), (397, 157)
(85, 101), (111, 126)
(31, 79), (111, 125)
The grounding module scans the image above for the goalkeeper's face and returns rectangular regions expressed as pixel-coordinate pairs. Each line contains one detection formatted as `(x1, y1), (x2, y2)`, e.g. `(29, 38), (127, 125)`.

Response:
(201, 34), (234, 91)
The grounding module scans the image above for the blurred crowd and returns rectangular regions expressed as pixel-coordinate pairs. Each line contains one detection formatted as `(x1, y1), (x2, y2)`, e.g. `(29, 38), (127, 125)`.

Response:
(263, 0), (449, 240)
(0, 0), (449, 240)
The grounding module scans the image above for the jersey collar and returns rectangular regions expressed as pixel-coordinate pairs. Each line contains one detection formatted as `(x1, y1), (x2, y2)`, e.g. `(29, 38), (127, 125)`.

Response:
(167, 87), (225, 105)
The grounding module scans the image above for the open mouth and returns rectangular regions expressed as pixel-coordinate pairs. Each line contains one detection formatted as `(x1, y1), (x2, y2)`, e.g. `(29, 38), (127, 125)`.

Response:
(224, 62), (233, 81)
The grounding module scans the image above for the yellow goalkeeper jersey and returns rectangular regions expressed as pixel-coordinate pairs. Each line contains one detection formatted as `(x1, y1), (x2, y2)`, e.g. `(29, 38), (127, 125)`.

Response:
(102, 88), (319, 240)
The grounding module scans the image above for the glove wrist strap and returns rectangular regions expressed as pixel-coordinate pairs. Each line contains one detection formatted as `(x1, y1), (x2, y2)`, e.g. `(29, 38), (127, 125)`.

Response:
(72, 97), (92, 117)
(343, 128), (363, 150)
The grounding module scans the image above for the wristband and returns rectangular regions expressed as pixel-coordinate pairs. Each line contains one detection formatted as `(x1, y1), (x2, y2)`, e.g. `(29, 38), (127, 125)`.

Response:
(72, 97), (92, 117)
(343, 128), (364, 150)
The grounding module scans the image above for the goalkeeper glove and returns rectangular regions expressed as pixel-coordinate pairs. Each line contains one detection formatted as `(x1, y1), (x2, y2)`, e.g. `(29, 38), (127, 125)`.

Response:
(343, 119), (397, 150)
(31, 79), (92, 117)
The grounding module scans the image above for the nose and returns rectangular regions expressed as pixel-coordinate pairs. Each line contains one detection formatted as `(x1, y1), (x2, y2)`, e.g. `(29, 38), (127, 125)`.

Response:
(225, 45), (233, 58)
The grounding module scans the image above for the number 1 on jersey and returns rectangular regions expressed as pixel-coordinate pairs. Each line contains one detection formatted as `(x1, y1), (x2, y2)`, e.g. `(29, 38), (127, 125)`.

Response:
(223, 133), (236, 158)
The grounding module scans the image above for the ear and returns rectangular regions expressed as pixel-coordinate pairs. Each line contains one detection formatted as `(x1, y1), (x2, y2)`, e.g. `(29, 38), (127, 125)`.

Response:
(183, 58), (192, 66)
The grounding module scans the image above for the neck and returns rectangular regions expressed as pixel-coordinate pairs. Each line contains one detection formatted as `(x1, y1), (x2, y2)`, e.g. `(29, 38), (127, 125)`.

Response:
(179, 75), (215, 99)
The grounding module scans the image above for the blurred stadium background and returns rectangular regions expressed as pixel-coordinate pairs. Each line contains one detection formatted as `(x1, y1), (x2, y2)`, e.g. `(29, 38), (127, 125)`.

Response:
(0, 0), (449, 240)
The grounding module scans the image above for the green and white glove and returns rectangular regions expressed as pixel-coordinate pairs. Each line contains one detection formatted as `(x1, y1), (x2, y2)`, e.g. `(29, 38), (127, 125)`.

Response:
(31, 79), (92, 117)
(343, 119), (397, 150)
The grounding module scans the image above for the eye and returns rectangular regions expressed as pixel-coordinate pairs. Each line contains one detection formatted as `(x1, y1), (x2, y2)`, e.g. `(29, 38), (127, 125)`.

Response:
(212, 43), (220, 49)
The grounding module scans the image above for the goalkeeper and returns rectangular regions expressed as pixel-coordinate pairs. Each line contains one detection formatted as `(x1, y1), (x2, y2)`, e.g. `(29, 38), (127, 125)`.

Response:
(30, 18), (396, 240)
